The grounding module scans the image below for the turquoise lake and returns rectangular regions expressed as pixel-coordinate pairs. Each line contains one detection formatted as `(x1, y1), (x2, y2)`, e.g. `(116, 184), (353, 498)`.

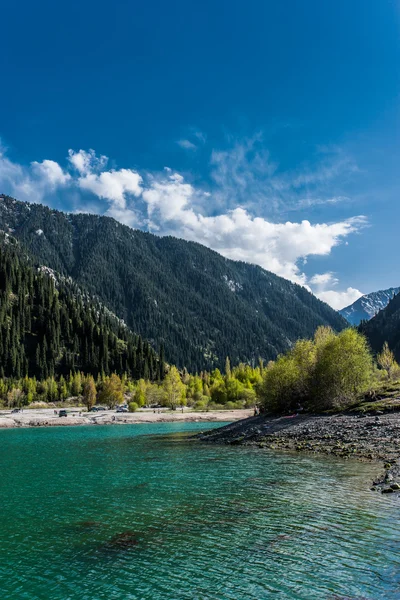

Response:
(1, 422), (399, 599)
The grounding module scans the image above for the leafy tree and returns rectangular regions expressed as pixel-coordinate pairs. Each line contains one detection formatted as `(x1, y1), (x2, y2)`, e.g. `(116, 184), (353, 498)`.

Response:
(162, 366), (186, 410)
(225, 357), (231, 380)
(311, 329), (373, 410)
(7, 388), (25, 408)
(377, 342), (398, 380)
(83, 375), (97, 410)
(70, 372), (82, 397)
(98, 374), (124, 408)
(258, 354), (302, 413)
(258, 328), (373, 413)
(134, 379), (147, 407)
(58, 376), (68, 401)
(145, 382), (164, 406)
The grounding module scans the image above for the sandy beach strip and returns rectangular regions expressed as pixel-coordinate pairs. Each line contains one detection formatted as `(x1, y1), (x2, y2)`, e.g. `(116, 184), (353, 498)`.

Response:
(0, 408), (253, 429)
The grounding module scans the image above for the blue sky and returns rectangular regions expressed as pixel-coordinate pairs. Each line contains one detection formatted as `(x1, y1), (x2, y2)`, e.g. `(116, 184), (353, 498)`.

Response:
(1, 0), (399, 308)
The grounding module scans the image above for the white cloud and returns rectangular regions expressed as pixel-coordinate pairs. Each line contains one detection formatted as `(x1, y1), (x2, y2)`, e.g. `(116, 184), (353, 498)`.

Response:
(0, 143), (70, 201)
(0, 151), (34, 200)
(290, 156), (358, 189)
(68, 149), (108, 175)
(140, 171), (366, 286)
(32, 160), (71, 187)
(309, 272), (339, 287)
(68, 149), (142, 209)
(78, 169), (143, 206)
(0, 139), (367, 309)
(309, 271), (363, 310)
(208, 137), (358, 216)
(143, 172), (195, 222)
(177, 139), (197, 150)
(296, 195), (350, 209)
(105, 205), (142, 228)
(315, 287), (364, 310)
(193, 130), (206, 143)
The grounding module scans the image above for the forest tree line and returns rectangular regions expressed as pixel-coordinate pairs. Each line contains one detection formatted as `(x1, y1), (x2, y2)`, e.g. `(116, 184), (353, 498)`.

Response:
(0, 195), (347, 372)
(0, 244), (163, 381)
(0, 360), (262, 410)
(1, 329), (396, 414)
(0, 239), (396, 414)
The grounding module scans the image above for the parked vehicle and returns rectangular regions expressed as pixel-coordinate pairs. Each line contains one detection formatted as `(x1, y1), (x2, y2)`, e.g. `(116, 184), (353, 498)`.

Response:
(11, 408), (20, 414)
(59, 409), (68, 417)
(116, 407), (128, 413)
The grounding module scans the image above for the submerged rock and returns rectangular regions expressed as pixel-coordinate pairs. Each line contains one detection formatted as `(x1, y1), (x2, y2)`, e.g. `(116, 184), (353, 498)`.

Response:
(101, 531), (140, 552)
(76, 520), (102, 529)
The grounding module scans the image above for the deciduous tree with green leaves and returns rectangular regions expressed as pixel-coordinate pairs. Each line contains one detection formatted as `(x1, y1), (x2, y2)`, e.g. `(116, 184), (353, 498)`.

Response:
(97, 374), (124, 409)
(83, 375), (97, 411)
(377, 342), (398, 380)
(162, 366), (186, 410)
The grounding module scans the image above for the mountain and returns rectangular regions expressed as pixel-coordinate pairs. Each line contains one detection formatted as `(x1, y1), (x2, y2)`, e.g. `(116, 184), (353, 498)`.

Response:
(339, 287), (400, 326)
(0, 239), (161, 380)
(360, 292), (400, 361)
(0, 194), (347, 371)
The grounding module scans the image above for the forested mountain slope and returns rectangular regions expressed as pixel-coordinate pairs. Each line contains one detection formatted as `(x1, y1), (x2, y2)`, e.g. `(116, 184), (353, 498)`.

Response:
(0, 195), (347, 371)
(360, 291), (400, 361)
(340, 287), (400, 326)
(0, 239), (161, 379)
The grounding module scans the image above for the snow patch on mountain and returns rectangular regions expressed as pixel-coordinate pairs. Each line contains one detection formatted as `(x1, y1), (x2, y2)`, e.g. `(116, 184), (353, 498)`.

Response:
(339, 287), (400, 325)
(222, 275), (243, 292)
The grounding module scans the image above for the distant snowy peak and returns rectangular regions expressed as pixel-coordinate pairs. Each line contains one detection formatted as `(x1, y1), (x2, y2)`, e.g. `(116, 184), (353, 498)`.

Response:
(339, 287), (400, 325)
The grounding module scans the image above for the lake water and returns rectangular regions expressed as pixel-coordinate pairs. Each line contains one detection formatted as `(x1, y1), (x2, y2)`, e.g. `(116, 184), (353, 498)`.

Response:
(0, 422), (399, 599)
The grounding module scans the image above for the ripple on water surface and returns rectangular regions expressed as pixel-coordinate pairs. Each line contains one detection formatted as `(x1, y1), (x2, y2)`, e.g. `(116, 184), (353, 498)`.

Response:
(0, 422), (399, 599)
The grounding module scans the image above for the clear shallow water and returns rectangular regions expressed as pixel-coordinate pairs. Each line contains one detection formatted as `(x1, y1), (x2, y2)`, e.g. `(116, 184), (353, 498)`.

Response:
(0, 423), (399, 600)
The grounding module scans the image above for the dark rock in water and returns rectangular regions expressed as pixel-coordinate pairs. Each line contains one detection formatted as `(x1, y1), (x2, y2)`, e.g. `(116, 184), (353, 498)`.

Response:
(390, 483), (400, 490)
(382, 487), (395, 494)
(230, 436), (245, 445)
(103, 531), (140, 551)
(76, 520), (102, 529)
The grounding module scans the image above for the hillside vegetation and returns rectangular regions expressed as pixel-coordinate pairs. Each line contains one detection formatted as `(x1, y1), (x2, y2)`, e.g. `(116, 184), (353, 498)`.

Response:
(258, 325), (400, 415)
(360, 291), (400, 362)
(0, 241), (161, 381)
(0, 194), (347, 371)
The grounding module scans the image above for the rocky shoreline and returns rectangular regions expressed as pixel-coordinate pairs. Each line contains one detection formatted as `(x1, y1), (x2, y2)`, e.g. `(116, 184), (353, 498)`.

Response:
(197, 412), (400, 494)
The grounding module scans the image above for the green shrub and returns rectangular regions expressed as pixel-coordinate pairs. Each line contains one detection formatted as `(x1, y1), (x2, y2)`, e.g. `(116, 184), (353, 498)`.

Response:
(311, 328), (373, 410)
(258, 327), (374, 413)
(224, 400), (245, 410)
(128, 401), (139, 412)
(193, 400), (209, 411)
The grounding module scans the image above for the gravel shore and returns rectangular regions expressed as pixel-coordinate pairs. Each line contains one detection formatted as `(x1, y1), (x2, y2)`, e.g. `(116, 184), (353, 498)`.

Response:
(198, 412), (400, 493)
